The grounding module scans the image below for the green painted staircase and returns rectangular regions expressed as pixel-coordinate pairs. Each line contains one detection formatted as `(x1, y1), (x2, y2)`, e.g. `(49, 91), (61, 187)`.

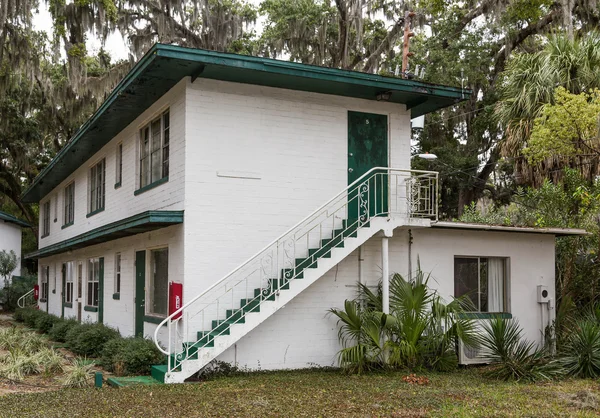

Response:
(151, 217), (366, 382)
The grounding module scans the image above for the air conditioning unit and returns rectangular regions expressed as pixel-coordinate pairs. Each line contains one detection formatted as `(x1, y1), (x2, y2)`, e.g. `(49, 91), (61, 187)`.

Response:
(458, 319), (492, 365)
(458, 340), (491, 365)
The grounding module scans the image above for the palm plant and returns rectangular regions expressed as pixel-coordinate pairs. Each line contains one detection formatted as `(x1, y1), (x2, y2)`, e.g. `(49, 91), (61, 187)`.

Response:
(557, 313), (600, 378)
(497, 31), (600, 185)
(480, 317), (561, 382)
(328, 300), (388, 373)
(330, 266), (478, 373)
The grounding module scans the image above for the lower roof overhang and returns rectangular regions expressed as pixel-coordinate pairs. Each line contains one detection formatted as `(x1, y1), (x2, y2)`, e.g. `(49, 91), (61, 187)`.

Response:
(26, 210), (183, 260)
(431, 221), (590, 236)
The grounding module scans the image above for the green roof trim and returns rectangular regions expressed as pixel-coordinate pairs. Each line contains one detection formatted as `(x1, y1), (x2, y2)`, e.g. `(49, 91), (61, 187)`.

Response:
(26, 210), (183, 259)
(0, 211), (30, 228)
(22, 43), (471, 203)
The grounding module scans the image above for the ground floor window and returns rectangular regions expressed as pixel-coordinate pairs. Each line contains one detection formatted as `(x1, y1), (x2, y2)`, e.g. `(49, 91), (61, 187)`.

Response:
(41, 266), (49, 301)
(114, 253), (121, 294)
(77, 262), (83, 299)
(87, 258), (100, 307)
(454, 257), (509, 313)
(148, 248), (168, 316)
(65, 262), (74, 304)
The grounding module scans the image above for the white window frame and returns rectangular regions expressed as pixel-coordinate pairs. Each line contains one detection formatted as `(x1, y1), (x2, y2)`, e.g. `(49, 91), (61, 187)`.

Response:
(454, 256), (510, 313)
(77, 261), (83, 301)
(139, 110), (169, 189)
(64, 182), (75, 226)
(42, 200), (50, 237)
(65, 262), (74, 304)
(87, 258), (100, 307)
(114, 253), (121, 295)
(115, 143), (123, 187)
(147, 247), (169, 317)
(41, 266), (49, 301)
(89, 159), (106, 214)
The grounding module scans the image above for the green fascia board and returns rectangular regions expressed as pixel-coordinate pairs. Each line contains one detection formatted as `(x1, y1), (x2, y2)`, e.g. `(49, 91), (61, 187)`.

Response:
(0, 211), (30, 228)
(22, 43), (471, 203)
(26, 210), (183, 259)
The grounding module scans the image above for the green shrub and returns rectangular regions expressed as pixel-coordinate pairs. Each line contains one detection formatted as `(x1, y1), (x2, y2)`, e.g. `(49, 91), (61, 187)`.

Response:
(21, 308), (45, 328)
(480, 317), (561, 382)
(0, 273), (37, 311)
(35, 313), (60, 334)
(100, 337), (163, 375)
(49, 318), (79, 343)
(13, 307), (30, 322)
(66, 323), (120, 357)
(558, 319), (600, 378)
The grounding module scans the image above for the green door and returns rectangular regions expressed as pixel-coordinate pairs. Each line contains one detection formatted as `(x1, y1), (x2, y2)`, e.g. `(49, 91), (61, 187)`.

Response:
(135, 251), (146, 337)
(98, 258), (104, 323)
(348, 111), (388, 220)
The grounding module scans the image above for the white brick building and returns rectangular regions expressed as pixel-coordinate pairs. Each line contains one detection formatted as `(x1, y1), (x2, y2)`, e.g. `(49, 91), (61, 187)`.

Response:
(0, 211), (28, 279)
(23, 44), (586, 383)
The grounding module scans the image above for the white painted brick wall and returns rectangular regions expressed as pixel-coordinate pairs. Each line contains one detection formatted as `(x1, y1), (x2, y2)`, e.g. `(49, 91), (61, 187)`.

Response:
(0, 221), (22, 277)
(217, 228), (555, 370)
(38, 79), (187, 248)
(38, 224), (183, 340)
(183, 78), (412, 302)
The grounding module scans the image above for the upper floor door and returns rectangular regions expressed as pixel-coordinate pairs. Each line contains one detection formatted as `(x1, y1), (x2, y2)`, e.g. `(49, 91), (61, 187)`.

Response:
(347, 111), (388, 220)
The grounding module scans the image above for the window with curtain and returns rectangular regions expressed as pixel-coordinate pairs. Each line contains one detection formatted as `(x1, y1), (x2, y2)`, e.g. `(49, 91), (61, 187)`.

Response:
(65, 262), (74, 304)
(41, 266), (49, 301)
(454, 257), (508, 312)
(114, 253), (121, 294)
(87, 258), (100, 307)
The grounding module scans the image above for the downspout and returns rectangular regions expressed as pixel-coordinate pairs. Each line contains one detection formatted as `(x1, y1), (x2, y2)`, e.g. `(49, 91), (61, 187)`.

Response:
(358, 246), (363, 287)
(408, 229), (413, 280)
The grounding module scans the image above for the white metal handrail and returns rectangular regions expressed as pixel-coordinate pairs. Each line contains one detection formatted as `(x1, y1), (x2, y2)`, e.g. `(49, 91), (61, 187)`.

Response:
(154, 167), (438, 372)
(17, 288), (36, 309)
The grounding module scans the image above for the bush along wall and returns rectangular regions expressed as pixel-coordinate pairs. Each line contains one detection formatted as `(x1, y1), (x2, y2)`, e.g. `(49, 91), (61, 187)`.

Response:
(13, 308), (163, 376)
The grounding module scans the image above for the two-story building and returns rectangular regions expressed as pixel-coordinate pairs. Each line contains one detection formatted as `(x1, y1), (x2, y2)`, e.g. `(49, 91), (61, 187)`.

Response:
(23, 44), (586, 383)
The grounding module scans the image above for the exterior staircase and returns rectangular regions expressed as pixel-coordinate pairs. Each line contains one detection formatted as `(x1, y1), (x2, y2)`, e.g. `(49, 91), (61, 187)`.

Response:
(152, 167), (438, 383)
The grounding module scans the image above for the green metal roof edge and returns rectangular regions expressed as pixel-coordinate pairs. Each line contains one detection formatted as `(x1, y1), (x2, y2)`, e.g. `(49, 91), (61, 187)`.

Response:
(26, 210), (183, 259)
(0, 210), (31, 228)
(22, 43), (470, 203)
(21, 44), (162, 203)
(154, 44), (468, 98)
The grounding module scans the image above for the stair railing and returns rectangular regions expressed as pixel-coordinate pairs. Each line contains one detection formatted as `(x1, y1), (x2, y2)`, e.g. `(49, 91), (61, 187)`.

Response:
(154, 167), (438, 373)
(17, 288), (36, 309)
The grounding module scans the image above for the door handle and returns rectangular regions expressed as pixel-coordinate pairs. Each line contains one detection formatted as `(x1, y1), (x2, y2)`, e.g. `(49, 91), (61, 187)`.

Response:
(348, 168), (354, 173)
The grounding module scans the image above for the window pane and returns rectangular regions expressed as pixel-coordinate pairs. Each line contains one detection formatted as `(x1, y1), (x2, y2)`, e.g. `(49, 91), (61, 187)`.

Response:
(151, 119), (161, 152)
(488, 258), (505, 312)
(151, 149), (161, 182)
(150, 248), (169, 316)
(116, 144), (122, 183)
(454, 258), (480, 311)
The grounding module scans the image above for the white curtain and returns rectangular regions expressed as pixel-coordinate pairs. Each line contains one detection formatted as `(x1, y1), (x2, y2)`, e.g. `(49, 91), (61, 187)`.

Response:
(488, 258), (504, 312)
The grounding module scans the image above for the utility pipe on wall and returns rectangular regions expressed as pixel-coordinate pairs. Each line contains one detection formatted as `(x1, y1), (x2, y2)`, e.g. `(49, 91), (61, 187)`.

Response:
(382, 237), (390, 315)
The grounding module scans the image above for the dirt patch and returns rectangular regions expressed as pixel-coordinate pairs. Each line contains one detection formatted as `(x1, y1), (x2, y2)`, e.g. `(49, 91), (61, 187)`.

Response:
(562, 389), (599, 410)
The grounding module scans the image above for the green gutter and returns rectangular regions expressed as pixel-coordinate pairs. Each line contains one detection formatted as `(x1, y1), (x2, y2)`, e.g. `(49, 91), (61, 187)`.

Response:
(155, 44), (467, 99)
(21, 45), (161, 203)
(0, 211), (31, 228)
(27, 210), (183, 259)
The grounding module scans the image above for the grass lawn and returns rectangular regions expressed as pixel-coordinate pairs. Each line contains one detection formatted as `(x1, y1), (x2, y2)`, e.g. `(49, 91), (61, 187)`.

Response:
(0, 368), (598, 417)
